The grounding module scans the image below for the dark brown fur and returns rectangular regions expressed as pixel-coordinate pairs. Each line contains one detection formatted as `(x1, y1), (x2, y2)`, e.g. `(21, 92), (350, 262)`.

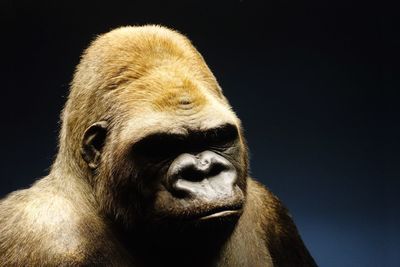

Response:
(0, 25), (316, 266)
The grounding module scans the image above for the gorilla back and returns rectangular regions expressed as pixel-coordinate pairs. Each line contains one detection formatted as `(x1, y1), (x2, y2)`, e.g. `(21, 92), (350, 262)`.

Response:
(0, 25), (316, 266)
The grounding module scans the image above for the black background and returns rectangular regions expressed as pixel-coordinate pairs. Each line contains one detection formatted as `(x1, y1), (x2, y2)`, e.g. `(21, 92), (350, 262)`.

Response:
(0, 1), (398, 266)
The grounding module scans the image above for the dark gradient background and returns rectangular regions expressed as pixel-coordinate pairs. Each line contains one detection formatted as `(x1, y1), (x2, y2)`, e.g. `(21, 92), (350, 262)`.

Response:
(0, 1), (398, 266)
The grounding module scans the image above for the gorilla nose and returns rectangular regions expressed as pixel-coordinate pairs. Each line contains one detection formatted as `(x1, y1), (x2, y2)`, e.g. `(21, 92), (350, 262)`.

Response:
(166, 151), (238, 200)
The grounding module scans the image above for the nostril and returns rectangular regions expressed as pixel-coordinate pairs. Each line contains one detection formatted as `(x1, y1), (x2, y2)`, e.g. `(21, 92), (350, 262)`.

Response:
(181, 167), (204, 182)
(208, 162), (226, 177)
(180, 160), (228, 182)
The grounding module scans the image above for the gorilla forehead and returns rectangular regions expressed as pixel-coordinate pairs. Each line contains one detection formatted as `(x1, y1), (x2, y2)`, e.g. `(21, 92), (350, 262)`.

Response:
(117, 63), (214, 112)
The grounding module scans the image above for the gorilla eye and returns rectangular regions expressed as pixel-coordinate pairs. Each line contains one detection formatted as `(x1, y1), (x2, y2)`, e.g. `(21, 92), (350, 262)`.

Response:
(132, 134), (183, 160)
(206, 124), (239, 148)
(132, 124), (238, 161)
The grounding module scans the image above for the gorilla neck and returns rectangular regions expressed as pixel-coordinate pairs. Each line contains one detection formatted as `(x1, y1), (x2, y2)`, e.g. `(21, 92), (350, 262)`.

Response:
(117, 219), (238, 267)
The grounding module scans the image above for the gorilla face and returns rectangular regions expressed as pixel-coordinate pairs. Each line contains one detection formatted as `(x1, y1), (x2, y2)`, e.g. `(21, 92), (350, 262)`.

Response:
(78, 28), (248, 228)
(131, 123), (247, 222)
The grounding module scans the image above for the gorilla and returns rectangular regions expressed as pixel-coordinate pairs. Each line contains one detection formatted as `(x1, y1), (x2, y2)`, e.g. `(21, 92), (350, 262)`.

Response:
(0, 25), (316, 266)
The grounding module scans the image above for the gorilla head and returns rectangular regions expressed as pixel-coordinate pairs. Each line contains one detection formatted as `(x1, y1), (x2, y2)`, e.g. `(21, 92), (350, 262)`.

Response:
(55, 26), (248, 230)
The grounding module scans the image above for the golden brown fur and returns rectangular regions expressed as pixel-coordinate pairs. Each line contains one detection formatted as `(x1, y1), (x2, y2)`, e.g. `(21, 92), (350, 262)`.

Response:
(0, 25), (316, 266)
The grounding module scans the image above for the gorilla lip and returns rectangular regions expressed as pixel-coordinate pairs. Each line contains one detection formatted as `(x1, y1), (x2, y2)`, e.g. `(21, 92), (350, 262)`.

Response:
(194, 203), (244, 221)
(199, 209), (242, 220)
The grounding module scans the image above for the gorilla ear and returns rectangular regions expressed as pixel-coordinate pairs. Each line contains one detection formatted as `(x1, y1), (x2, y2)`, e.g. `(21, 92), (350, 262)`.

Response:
(81, 121), (108, 169)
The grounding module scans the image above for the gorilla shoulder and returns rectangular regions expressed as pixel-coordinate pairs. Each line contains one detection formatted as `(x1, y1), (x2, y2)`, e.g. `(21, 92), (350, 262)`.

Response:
(244, 179), (316, 267)
(0, 185), (84, 265)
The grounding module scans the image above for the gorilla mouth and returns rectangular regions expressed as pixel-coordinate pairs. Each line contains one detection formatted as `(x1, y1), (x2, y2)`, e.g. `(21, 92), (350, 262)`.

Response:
(198, 208), (243, 220)
(153, 183), (245, 223)
(192, 203), (244, 221)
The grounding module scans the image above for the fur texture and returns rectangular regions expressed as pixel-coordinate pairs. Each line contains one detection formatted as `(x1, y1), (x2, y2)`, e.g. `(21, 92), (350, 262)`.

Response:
(0, 25), (316, 266)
